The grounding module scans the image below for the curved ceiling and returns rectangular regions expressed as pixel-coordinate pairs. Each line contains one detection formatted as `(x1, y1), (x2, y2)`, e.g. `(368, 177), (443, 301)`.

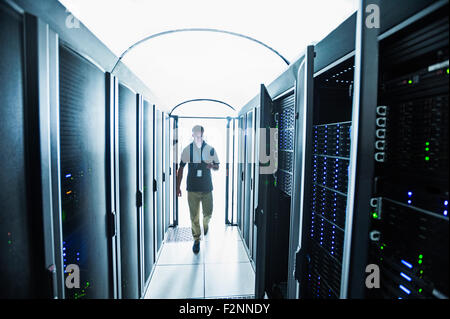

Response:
(58, 0), (357, 113)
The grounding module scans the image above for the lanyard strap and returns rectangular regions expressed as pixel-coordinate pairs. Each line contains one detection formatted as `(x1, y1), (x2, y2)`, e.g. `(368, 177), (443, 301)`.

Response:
(189, 142), (205, 163)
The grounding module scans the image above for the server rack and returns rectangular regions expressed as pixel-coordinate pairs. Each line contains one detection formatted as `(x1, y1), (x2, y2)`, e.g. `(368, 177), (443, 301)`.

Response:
(163, 113), (171, 231)
(264, 88), (296, 298)
(1, 0), (163, 299)
(255, 85), (276, 299)
(142, 100), (155, 292)
(59, 44), (113, 299)
(364, 0), (449, 299)
(295, 12), (357, 299)
(117, 83), (140, 298)
(237, 115), (245, 238)
(243, 110), (256, 252)
(0, 4), (57, 298)
(154, 108), (164, 254)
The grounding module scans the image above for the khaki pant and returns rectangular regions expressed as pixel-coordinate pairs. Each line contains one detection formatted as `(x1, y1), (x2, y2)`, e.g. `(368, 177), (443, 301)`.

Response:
(187, 191), (213, 241)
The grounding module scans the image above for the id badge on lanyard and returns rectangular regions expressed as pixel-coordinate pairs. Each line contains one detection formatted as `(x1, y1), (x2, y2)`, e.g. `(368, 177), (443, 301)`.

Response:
(192, 143), (204, 178)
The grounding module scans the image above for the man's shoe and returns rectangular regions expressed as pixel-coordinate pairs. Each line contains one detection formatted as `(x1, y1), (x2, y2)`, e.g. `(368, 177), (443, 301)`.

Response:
(192, 240), (200, 254)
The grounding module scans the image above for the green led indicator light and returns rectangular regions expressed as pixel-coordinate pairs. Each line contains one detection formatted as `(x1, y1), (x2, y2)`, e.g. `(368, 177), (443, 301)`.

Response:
(8, 240), (12, 245)
(380, 246), (384, 250)
(408, 80), (413, 84)
(447, 68), (449, 74)
(419, 288), (423, 293)
(420, 270), (424, 274)
(372, 212), (378, 219)
(425, 147), (429, 151)
(419, 254), (423, 259)
(425, 156), (430, 161)
(418, 259), (423, 264)
(425, 142), (430, 146)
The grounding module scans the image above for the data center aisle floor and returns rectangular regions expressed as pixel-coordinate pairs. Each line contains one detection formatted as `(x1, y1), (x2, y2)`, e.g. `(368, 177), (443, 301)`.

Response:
(144, 220), (255, 299)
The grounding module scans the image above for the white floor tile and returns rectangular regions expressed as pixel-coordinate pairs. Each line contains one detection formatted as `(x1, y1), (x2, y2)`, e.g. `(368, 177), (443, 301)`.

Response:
(204, 225), (242, 242)
(203, 239), (250, 264)
(204, 262), (255, 298)
(145, 264), (204, 299)
(157, 241), (204, 265)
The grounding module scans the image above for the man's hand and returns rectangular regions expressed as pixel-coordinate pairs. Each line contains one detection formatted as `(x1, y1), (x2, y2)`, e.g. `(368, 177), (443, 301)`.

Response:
(177, 188), (182, 197)
(206, 163), (219, 171)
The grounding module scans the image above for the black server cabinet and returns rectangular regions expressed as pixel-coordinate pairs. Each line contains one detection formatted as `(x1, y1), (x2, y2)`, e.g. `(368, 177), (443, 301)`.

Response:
(59, 45), (112, 299)
(0, 5), (51, 298)
(367, 1), (449, 299)
(117, 84), (140, 298)
(143, 100), (155, 288)
(294, 12), (357, 299)
(300, 58), (354, 298)
(269, 90), (296, 298)
(255, 85), (275, 299)
(299, 56), (355, 299)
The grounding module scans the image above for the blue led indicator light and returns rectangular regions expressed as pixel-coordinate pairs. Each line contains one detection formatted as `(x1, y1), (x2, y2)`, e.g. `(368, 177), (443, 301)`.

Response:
(400, 272), (412, 281)
(408, 192), (412, 197)
(401, 260), (413, 269)
(444, 201), (448, 206)
(399, 285), (411, 295)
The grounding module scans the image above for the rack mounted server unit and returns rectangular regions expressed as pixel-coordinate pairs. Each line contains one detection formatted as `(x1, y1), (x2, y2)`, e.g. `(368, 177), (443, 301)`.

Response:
(367, 0), (449, 299)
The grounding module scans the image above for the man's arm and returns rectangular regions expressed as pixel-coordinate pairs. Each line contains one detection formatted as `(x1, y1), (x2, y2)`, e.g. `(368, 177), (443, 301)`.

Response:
(207, 163), (219, 171)
(176, 165), (184, 197)
(207, 147), (219, 171)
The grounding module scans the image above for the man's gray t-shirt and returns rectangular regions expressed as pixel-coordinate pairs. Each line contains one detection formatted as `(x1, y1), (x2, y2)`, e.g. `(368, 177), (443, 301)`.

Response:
(179, 142), (219, 192)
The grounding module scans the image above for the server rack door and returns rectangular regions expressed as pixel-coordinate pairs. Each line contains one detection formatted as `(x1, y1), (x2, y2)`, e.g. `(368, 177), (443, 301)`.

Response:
(163, 113), (171, 231)
(169, 116), (175, 226)
(59, 45), (112, 299)
(288, 47), (314, 299)
(237, 116), (245, 233)
(137, 95), (144, 297)
(225, 118), (231, 224)
(154, 109), (164, 253)
(244, 110), (255, 249)
(255, 84), (276, 299)
(252, 108), (261, 261)
(0, 4), (38, 298)
(143, 100), (155, 288)
(231, 118), (239, 225)
(342, 0), (379, 298)
(173, 116), (179, 226)
(117, 84), (139, 299)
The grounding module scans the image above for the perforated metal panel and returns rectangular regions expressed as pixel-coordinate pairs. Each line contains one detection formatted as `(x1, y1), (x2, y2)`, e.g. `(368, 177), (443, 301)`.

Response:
(143, 100), (155, 284)
(59, 45), (111, 299)
(117, 83), (139, 299)
(276, 93), (295, 196)
(0, 4), (33, 299)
